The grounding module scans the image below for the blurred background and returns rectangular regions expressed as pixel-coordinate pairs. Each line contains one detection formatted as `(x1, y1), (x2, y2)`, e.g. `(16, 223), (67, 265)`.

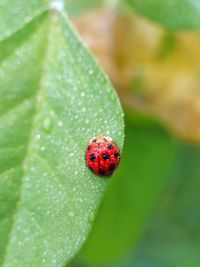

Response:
(67, 0), (200, 266)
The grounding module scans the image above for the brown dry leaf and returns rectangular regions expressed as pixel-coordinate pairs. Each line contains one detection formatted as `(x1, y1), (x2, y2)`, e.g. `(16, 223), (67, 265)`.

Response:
(73, 8), (200, 143)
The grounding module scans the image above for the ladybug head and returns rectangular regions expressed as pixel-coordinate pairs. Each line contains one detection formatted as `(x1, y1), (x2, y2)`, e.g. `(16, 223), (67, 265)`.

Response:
(90, 135), (112, 144)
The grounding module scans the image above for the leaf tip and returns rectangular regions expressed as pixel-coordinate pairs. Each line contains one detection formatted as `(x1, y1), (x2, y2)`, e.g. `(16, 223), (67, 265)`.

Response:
(49, 0), (65, 12)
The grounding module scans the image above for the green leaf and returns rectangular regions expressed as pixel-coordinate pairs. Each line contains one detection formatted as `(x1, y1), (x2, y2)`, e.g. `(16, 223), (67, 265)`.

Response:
(79, 118), (175, 263)
(0, 0), (46, 41)
(126, 0), (200, 30)
(132, 144), (200, 267)
(0, 4), (124, 267)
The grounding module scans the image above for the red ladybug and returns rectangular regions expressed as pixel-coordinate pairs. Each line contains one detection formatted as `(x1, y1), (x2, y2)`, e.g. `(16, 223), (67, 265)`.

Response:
(85, 135), (120, 176)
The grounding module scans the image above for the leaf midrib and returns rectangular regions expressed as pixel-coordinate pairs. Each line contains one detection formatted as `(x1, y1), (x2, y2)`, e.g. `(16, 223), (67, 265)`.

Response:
(1, 11), (52, 266)
(0, 6), (48, 44)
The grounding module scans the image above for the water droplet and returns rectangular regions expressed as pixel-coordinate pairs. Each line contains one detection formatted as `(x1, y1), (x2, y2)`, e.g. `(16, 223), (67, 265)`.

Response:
(117, 130), (123, 137)
(58, 120), (63, 127)
(42, 118), (52, 133)
(88, 212), (95, 223)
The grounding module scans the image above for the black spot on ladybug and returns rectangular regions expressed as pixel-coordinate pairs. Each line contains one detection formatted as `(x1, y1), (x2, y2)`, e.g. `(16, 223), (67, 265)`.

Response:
(90, 153), (96, 161)
(109, 164), (115, 171)
(87, 145), (91, 151)
(102, 153), (109, 160)
(107, 144), (113, 149)
(98, 169), (105, 176)
(92, 138), (97, 143)
(114, 151), (120, 158)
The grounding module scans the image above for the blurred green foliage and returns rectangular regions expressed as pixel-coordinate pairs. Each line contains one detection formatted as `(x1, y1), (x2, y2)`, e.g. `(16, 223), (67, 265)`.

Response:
(132, 144), (200, 267)
(126, 0), (200, 30)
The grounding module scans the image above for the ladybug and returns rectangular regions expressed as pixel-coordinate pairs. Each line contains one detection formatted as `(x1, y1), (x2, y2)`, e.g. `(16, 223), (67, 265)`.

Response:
(85, 135), (120, 177)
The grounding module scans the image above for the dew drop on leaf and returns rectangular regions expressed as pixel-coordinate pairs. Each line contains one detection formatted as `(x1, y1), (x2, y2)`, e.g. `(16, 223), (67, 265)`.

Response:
(42, 117), (53, 133)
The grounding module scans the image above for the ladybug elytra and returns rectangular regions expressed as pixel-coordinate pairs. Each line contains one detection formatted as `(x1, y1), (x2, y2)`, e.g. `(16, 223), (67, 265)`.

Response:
(85, 135), (120, 177)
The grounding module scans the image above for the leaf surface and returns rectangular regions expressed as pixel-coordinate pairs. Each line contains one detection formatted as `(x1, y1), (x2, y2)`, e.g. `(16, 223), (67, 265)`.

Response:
(0, 3), (124, 267)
